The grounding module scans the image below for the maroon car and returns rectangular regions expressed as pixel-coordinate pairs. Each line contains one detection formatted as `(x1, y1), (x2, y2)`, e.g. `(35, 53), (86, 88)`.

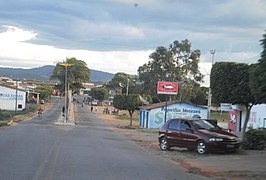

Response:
(158, 118), (240, 154)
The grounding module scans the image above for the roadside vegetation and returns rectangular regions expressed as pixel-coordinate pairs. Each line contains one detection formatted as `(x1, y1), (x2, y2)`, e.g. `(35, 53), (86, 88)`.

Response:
(0, 104), (39, 124)
(242, 129), (266, 150)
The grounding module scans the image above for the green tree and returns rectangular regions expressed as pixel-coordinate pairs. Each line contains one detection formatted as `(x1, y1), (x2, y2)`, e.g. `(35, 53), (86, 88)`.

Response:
(113, 94), (142, 126)
(210, 62), (255, 139)
(35, 86), (53, 100)
(50, 57), (90, 94)
(138, 39), (203, 101)
(107, 72), (136, 94)
(90, 87), (108, 102)
(190, 86), (208, 105)
(250, 31), (266, 103)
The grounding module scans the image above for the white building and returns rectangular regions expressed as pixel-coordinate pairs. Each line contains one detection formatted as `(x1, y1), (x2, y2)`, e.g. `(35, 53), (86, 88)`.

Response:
(249, 104), (266, 129)
(0, 84), (26, 111)
(229, 104), (266, 132)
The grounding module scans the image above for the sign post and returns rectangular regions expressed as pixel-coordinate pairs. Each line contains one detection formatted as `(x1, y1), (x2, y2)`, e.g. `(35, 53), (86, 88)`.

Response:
(157, 81), (178, 122)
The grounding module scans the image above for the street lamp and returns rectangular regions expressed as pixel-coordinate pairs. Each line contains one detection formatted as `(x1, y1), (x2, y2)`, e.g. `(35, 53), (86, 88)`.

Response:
(59, 63), (73, 122)
(164, 72), (171, 123)
(126, 78), (129, 95)
(15, 80), (18, 114)
(207, 50), (216, 119)
(120, 78), (134, 95)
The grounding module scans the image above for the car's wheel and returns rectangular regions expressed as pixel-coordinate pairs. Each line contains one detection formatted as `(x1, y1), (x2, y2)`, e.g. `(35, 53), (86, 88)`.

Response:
(196, 140), (208, 154)
(160, 137), (170, 151)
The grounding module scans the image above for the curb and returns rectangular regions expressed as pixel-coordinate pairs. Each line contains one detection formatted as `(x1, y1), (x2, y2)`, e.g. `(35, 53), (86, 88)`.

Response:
(7, 120), (13, 126)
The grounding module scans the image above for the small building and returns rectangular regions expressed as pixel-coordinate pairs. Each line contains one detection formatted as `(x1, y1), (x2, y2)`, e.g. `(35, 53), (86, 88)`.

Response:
(249, 104), (266, 129)
(139, 101), (208, 129)
(0, 84), (26, 111)
(80, 83), (95, 95)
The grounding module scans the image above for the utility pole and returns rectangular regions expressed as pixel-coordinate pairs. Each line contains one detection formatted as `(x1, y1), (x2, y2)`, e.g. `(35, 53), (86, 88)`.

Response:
(59, 63), (73, 123)
(208, 50), (216, 119)
(15, 80), (18, 114)
(126, 78), (129, 95)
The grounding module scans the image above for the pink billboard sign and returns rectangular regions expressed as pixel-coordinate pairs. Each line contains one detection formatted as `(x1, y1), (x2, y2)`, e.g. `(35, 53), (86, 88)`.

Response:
(157, 81), (178, 95)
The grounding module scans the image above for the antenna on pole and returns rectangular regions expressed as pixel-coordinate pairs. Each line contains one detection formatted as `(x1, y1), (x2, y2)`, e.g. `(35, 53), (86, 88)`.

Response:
(208, 50), (216, 119)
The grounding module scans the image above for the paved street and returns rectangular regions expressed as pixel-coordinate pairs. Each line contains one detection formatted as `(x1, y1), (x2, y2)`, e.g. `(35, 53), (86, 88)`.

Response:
(0, 96), (208, 180)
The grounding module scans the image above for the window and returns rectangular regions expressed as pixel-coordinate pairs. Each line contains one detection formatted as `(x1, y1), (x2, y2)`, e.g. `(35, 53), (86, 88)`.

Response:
(168, 120), (178, 130)
(180, 120), (191, 131)
(192, 119), (215, 130)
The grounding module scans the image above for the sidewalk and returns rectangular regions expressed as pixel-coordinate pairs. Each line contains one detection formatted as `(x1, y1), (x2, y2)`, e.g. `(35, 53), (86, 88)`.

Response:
(54, 102), (75, 126)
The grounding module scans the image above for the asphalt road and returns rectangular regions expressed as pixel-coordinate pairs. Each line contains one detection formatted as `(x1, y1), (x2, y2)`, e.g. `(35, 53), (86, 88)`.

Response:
(0, 96), (208, 180)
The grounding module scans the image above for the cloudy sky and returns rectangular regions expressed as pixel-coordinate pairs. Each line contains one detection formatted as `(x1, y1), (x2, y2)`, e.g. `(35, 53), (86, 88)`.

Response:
(0, 0), (265, 86)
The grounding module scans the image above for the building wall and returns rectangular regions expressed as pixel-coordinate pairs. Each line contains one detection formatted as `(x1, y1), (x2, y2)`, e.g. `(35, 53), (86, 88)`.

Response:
(0, 86), (26, 111)
(231, 104), (266, 131)
(249, 104), (266, 129)
(140, 103), (207, 128)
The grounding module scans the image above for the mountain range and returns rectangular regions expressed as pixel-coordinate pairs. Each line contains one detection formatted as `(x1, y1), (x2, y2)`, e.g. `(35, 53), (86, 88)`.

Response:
(0, 65), (114, 83)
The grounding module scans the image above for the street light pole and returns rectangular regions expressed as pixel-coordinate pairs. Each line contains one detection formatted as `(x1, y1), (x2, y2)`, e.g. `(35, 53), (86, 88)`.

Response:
(126, 78), (129, 95)
(208, 50), (216, 119)
(15, 80), (18, 114)
(60, 63), (73, 123)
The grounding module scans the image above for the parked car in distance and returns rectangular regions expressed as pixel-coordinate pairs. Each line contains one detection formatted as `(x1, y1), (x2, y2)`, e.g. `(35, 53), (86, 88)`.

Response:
(91, 100), (98, 106)
(158, 118), (241, 154)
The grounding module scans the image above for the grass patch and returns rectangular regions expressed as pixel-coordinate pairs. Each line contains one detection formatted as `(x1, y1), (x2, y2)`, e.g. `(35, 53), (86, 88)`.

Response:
(0, 111), (13, 120)
(119, 125), (137, 129)
(211, 111), (228, 122)
(116, 112), (139, 121)
(138, 128), (159, 134)
(0, 121), (9, 126)
(0, 104), (39, 121)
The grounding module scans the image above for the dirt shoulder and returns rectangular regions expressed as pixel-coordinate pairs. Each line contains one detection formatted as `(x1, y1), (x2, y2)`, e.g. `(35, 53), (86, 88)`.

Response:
(96, 106), (266, 180)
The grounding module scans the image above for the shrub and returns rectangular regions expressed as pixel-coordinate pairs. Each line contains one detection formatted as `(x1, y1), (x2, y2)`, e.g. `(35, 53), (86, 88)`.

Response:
(0, 104), (38, 121)
(242, 129), (266, 150)
(0, 111), (13, 120)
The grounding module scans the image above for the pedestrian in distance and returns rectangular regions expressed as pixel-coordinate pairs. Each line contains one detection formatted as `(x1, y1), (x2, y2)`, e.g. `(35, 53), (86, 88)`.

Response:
(62, 105), (65, 116)
(38, 106), (43, 117)
(91, 106), (93, 112)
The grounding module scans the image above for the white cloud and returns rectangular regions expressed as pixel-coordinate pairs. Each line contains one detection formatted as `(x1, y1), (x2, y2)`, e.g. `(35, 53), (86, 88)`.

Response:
(0, 25), (37, 42)
(0, 25), (151, 74)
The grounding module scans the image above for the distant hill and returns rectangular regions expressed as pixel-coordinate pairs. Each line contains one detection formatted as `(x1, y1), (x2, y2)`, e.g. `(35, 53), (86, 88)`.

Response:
(0, 65), (114, 83)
